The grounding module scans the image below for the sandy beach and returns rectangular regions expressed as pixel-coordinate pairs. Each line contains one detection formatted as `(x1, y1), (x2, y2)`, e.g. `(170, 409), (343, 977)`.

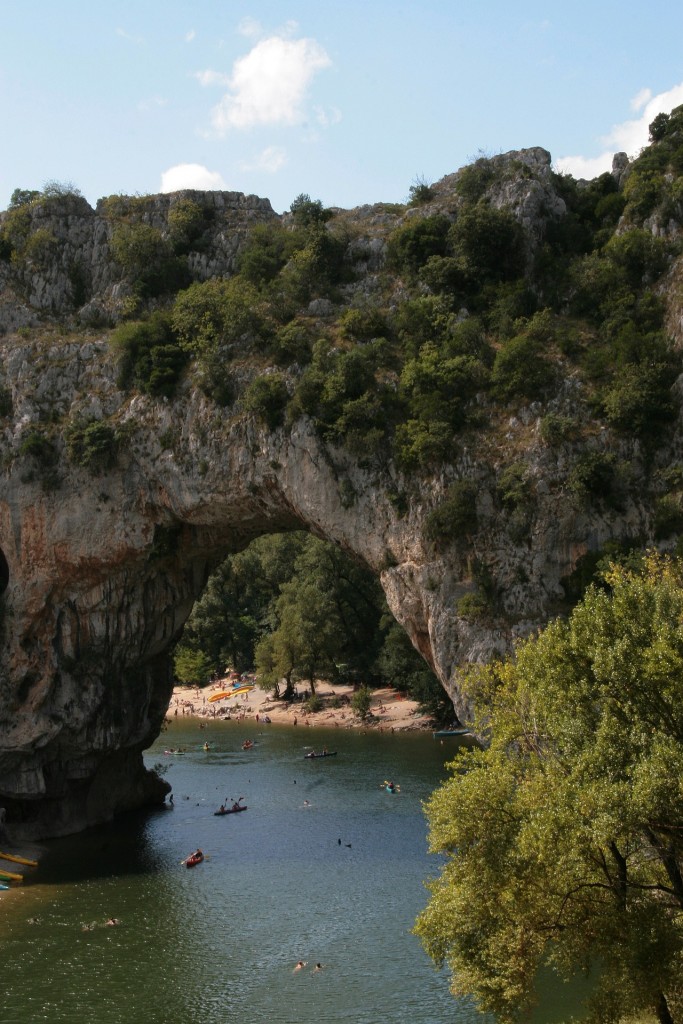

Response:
(165, 677), (436, 733)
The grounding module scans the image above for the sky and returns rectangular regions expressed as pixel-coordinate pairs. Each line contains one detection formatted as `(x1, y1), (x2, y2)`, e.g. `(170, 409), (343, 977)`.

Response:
(2, 1), (683, 215)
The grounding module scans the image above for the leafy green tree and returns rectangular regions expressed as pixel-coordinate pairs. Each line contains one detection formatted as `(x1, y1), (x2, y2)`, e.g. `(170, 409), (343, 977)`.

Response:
(172, 277), (270, 356)
(237, 222), (297, 286)
(351, 684), (372, 720)
(64, 419), (119, 472)
(491, 333), (555, 402)
(175, 533), (307, 677)
(241, 373), (289, 430)
(174, 646), (214, 686)
(424, 481), (478, 545)
(111, 222), (188, 297)
(9, 188), (41, 208)
(415, 553), (683, 1024)
(448, 203), (526, 286)
(110, 311), (187, 398)
(386, 214), (450, 275)
(167, 198), (209, 254)
(400, 342), (489, 430)
(289, 193), (332, 229)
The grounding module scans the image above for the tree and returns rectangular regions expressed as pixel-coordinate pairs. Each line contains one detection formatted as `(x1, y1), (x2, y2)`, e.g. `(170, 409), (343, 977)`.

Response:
(415, 553), (683, 1024)
(351, 684), (372, 720)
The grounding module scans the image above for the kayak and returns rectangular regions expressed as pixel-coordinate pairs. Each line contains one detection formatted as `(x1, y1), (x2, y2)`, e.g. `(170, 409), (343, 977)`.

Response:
(0, 851), (38, 868)
(213, 805), (248, 816)
(304, 751), (337, 759)
(185, 853), (204, 868)
(0, 868), (23, 882)
(0, 883), (9, 891)
(208, 685), (255, 703)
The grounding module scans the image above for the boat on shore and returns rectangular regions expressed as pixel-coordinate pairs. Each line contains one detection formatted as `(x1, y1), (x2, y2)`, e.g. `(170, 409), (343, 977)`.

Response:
(432, 728), (473, 737)
(0, 869), (23, 883)
(0, 852), (38, 868)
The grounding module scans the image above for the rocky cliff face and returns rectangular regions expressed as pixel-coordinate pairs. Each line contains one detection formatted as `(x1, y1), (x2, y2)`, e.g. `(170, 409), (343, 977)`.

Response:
(1, 151), (682, 838)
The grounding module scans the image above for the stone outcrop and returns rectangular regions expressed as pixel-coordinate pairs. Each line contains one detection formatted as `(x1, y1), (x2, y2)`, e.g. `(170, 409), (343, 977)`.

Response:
(0, 189), (276, 327)
(2, 331), (680, 839)
(0, 156), (682, 839)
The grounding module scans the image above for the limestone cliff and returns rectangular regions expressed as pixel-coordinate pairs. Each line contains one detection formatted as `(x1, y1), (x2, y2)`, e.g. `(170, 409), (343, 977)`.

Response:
(1, 145), (682, 838)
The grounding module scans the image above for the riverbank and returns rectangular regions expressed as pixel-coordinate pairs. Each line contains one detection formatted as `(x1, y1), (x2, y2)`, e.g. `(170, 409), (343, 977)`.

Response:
(166, 678), (436, 732)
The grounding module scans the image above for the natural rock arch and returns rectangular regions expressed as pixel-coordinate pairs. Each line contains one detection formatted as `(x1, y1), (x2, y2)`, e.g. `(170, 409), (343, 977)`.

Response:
(0, 331), (670, 839)
(0, 342), (470, 838)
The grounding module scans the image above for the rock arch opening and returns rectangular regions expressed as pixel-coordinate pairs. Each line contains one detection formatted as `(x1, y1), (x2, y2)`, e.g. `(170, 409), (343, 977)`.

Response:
(0, 415), (456, 842)
(171, 529), (444, 711)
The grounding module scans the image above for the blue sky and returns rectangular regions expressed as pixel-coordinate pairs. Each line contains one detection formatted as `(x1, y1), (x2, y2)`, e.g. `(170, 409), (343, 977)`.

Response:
(2, 1), (683, 214)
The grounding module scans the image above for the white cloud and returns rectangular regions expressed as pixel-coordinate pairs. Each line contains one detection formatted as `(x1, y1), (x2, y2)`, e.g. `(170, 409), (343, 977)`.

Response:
(557, 80), (683, 179)
(602, 81), (683, 154)
(314, 105), (342, 129)
(239, 146), (287, 174)
(194, 69), (230, 88)
(160, 163), (227, 193)
(209, 34), (331, 132)
(185, 29), (196, 43)
(631, 88), (651, 112)
(555, 152), (614, 179)
(238, 17), (262, 38)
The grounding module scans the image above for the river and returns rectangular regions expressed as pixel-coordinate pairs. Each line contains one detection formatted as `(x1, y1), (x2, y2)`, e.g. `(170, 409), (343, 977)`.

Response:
(0, 721), (589, 1024)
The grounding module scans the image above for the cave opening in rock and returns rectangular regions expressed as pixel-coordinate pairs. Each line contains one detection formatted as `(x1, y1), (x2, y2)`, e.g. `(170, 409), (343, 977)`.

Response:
(170, 530), (447, 717)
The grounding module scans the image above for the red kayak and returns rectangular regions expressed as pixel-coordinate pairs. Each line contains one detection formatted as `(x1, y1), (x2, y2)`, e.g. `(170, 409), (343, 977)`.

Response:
(185, 852), (204, 868)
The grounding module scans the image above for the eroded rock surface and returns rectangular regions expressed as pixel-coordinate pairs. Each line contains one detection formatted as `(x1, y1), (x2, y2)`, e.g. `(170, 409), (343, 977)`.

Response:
(2, 329), (679, 838)
(1, 155), (682, 838)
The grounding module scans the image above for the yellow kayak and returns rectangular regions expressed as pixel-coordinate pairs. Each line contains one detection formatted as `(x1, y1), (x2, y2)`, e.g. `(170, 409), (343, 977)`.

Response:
(208, 685), (255, 703)
(0, 851), (38, 868)
(0, 868), (24, 882)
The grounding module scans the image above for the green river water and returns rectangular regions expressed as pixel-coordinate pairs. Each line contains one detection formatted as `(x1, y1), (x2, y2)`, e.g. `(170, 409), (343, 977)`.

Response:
(0, 721), (589, 1024)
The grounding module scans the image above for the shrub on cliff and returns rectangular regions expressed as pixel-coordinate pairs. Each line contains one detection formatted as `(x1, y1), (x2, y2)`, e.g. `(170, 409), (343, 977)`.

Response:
(172, 278), (271, 357)
(386, 214), (450, 275)
(400, 342), (489, 431)
(290, 338), (399, 462)
(111, 312), (187, 398)
(289, 193), (333, 230)
(424, 481), (478, 546)
(237, 222), (297, 286)
(167, 198), (211, 255)
(241, 373), (289, 430)
(490, 333), (555, 402)
(64, 419), (119, 473)
(448, 203), (526, 286)
(111, 222), (189, 297)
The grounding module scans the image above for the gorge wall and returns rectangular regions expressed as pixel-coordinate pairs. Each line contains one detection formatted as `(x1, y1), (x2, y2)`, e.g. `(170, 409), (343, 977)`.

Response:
(1, 148), (682, 838)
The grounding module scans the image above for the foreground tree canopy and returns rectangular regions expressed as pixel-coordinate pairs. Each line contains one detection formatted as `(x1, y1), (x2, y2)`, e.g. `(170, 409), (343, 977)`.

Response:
(415, 554), (683, 1024)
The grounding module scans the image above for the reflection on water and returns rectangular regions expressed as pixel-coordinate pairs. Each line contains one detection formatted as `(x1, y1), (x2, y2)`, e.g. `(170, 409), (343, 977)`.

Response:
(0, 721), (587, 1024)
